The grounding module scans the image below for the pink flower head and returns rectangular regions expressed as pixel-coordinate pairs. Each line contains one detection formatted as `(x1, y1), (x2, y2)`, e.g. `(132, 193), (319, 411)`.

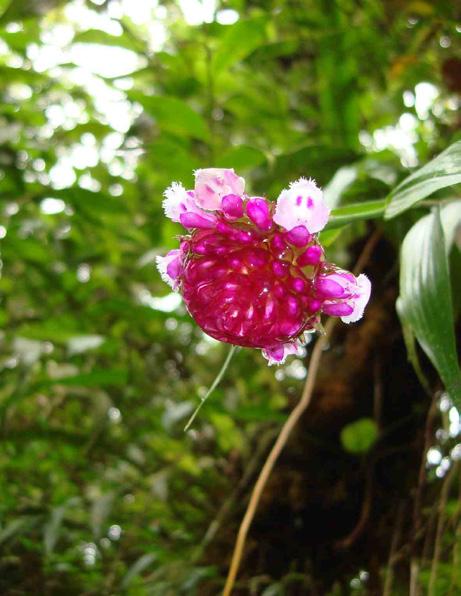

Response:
(156, 169), (371, 365)
(194, 168), (245, 211)
(273, 177), (330, 234)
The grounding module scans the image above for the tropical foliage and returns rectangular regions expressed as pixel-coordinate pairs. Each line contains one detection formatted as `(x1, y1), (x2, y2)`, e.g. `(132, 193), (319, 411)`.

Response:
(0, 0), (460, 594)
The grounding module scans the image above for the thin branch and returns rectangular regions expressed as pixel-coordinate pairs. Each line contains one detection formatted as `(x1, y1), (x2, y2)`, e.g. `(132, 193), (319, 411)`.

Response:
(184, 345), (237, 432)
(222, 317), (337, 595)
(222, 230), (379, 595)
(448, 471), (461, 595)
(334, 462), (374, 549)
(410, 394), (438, 596)
(383, 502), (405, 596)
(428, 462), (460, 596)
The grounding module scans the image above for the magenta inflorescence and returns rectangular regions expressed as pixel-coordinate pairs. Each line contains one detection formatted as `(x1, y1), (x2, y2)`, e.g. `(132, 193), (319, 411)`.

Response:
(156, 169), (371, 365)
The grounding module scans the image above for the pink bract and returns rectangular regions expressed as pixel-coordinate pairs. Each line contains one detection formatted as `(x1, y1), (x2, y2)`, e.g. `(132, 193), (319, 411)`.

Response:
(156, 168), (371, 365)
(194, 168), (245, 211)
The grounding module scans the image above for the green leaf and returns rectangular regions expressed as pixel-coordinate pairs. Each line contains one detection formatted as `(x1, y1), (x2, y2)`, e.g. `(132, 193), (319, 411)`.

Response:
(326, 199), (386, 229)
(121, 553), (157, 589)
(216, 145), (267, 170)
(49, 187), (127, 216)
(249, 40), (300, 62)
(341, 418), (379, 454)
(0, 516), (39, 545)
(129, 92), (209, 141)
(212, 18), (267, 74)
(398, 314), (432, 394)
(385, 140), (461, 219)
(318, 227), (343, 247)
(398, 205), (461, 403)
(73, 29), (138, 52)
(323, 165), (358, 209)
(44, 497), (80, 555)
(40, 369), (128, 388)
(0, 0), (11, 19)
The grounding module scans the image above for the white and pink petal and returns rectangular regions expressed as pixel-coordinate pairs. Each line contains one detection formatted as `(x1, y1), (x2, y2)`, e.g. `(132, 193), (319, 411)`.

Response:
(317, 269), (371, 324)
(162, 181), (217, 229)
(262, 340), (304, 366)
(273, 177), (330, 234)
(155, 249), (183, 291)
(194, 168), (245, 211)
(340, 273), (371, 324)
(162, 182), (200, 222)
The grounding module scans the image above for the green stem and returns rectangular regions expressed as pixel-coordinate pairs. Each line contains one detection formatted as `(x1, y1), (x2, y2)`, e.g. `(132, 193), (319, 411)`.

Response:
(184, 345), (237, 432)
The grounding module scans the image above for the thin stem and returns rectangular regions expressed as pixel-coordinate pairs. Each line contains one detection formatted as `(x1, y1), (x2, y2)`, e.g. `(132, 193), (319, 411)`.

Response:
(222, 317), (337, 596)
(428, 462), (459, 596)
(383, 502), (405, 596)
(184, 345), (237, 432)
(410, 395), (438, 596)
(222, 230), (380, 595)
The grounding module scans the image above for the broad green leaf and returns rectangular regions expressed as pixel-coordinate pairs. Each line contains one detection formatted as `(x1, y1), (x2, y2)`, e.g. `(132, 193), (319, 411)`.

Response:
(398, 205), (461, 403)
(0, 0), (11, 19)
(319, 227), (343, 247)
(249, 40), (300, 62)
(17, 320), (86, 343)
(341, 418), (378, 454)
(3, 237), (51, 263)
(129, 92), (209, 141)
(212, 18), (267, 74)
(385, 140), (461, 219)
(326, 199), (386, 229)
(49, 187), (127, 216)
(216, 145), (267, 170)
(440, 200), (461, 251)
(397, 315), (431, 395)
(323, 165), (358, 208)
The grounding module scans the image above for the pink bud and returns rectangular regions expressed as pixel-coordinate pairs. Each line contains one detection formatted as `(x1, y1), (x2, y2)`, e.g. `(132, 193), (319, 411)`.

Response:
(298, 245), (323, 266)
(221, 194), (244, 219)
(290, 277), (307, 293)
(166, 256), (181, 280)
(217, 221), (234, 235)
(270, 233), (287, 255)
(285, 225), (311, 247)
(315, 277), (345, 298)
(272, 260), (289, 277)
(306, 298), (322, 313)
(180, 212), (216, 229)
(246, 198), (272, 231)
(322, 302), (354, 317)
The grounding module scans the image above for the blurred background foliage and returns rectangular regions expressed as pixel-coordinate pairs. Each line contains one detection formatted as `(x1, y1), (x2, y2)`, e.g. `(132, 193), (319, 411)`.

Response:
(0, 0), (460, 594)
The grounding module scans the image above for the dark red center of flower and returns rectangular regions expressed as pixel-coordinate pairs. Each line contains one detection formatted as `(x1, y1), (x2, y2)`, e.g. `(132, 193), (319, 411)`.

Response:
(180, 222), (320, 348)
